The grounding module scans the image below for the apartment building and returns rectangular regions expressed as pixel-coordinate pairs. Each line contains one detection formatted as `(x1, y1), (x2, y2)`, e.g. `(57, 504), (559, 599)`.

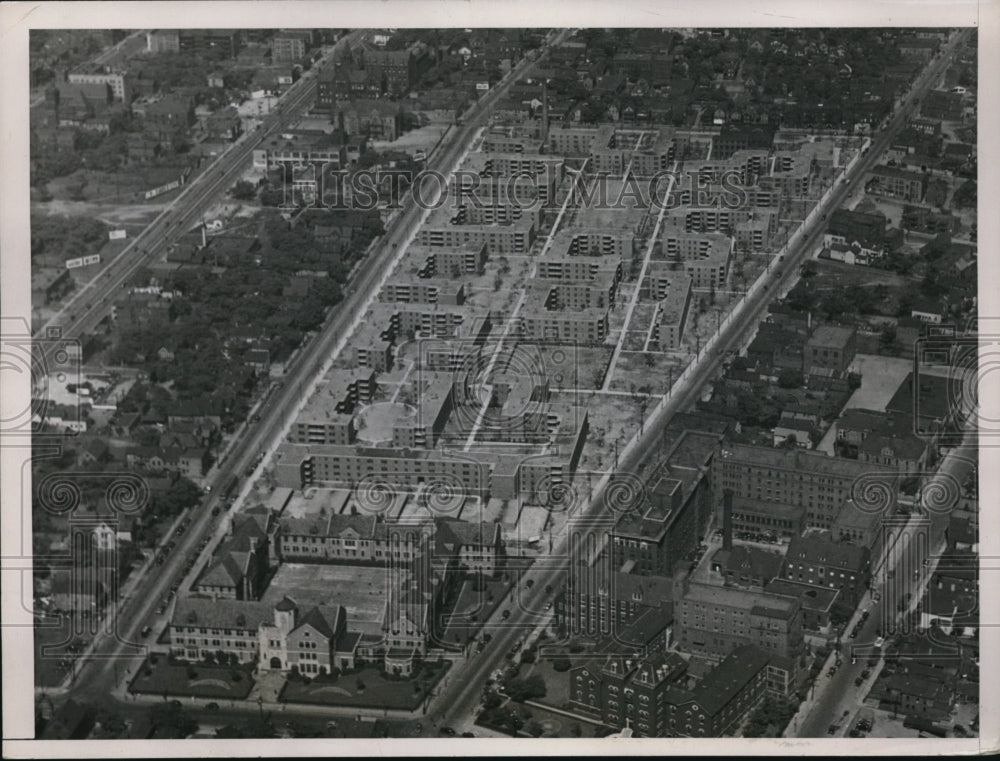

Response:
(869, 165), (927, 203)
(570, 645), (771, 737)
(780, 531), (871, 607)
(536, 255), (624, 284)
(712, 443), (871, 530)
(416, 215), (536, 255)
(274, 442), (491, 497)
(654, 273), (693, 350)
(515, 308), (610, 345)
(674, 581), (804, 663)
(381, 279), (465, 306)
(530, 274), (618, 311)
(289, 369), (377, 446)
(413, 243), (489, 277)
(661, 232), (733, 289)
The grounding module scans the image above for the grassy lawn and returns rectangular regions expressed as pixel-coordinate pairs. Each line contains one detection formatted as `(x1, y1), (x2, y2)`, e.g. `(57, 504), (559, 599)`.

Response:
(129, 656), (255, 699)
(280, 660), (450, 710)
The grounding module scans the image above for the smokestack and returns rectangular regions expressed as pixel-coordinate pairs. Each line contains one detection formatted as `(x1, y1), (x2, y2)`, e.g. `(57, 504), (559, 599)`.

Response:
(722, 488), (734, 551)
(201, 223), (207, 249)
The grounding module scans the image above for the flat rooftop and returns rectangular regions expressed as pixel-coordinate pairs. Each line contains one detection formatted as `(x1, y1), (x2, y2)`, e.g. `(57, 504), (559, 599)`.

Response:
(261, 562), (390, 633)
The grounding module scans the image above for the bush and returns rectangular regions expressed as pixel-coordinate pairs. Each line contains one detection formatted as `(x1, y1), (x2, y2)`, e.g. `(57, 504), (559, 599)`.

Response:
(186, 668), (198, 680)
(552, 658), (572, 672)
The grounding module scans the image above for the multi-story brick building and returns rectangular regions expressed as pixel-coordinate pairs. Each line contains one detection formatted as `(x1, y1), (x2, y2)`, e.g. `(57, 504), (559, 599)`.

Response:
(360, 41), (432, 97)
(417, 211), (536, 254)
(869, 165), (927, 203)
(272, 30), (313, 63)
(288, 369), (377, 446)
(67, 70), (130, 102)
(780, 530), (871, 607)
(529, 274), (618, 311)
(570, 645), (772, 737)
(194, 508), (274, 600)
(177, 29), (244, 58)
(333, 99), (403, 141)
(713, 443), (871, 530)
(804, 325), (857, 374)
(536, 255), (624, 285)
(277, 511), (427, 565)
(412, 243), (489, 277)
(674, 582), (804, 663)
(654, 273), (693, 350)
(515, 308), (609, 345)
(562, 559), (676, 643)
(726, 495), (807, 539)
(711, 124), (775, 160)
(381, 279), (465, 306)
(170, 596), (348, 674)
(609, 432), (719, 576)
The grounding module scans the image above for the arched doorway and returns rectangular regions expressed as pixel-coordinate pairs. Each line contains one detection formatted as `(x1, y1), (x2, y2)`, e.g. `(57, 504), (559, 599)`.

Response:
(270, 657), (282, 669)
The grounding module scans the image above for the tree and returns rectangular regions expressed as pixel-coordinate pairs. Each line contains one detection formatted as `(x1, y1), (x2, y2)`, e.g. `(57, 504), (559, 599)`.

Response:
(505, 675), (546, 702)
(232, 180), (257, 201)
(777, 368), (804, 389)
(148, 702), (197, 738)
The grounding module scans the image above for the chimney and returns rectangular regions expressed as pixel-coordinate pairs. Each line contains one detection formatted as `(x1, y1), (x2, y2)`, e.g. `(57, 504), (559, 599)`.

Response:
(722, 488), (734, 551)
(201, 222), (207, 249)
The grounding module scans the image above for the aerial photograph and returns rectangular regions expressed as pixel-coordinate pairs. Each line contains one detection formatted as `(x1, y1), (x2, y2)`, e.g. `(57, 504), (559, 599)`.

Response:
(4, 10), (985, 749)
